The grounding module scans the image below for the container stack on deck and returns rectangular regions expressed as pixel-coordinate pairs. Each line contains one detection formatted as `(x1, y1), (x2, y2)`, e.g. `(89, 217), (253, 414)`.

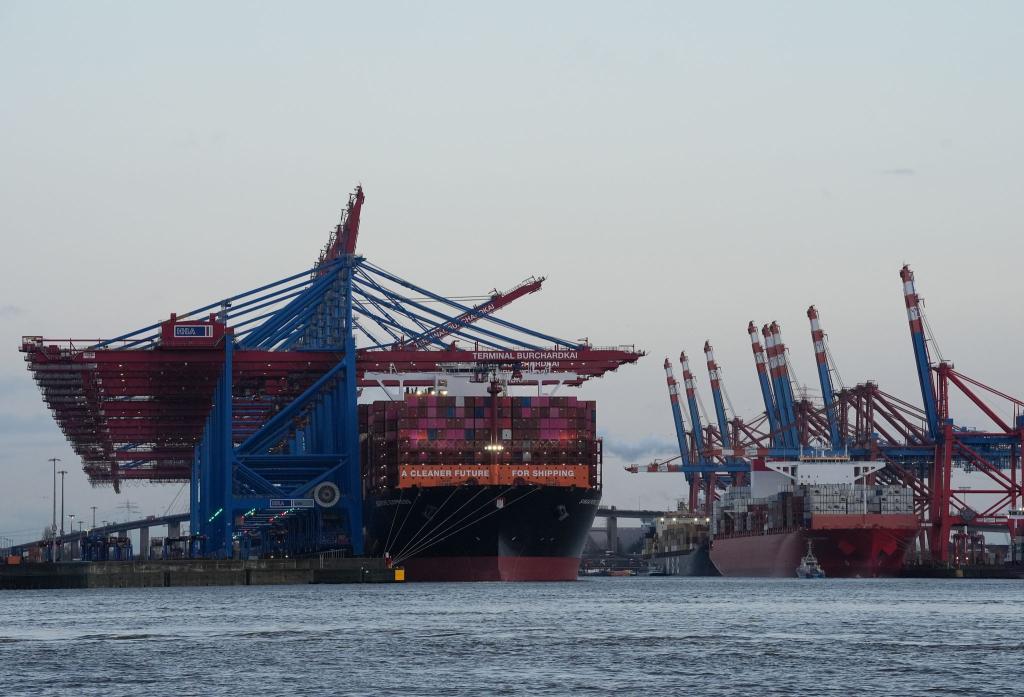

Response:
(804, 485), (914, 516)
(361, 394), (599, 489)
(714, 484), (917, 537)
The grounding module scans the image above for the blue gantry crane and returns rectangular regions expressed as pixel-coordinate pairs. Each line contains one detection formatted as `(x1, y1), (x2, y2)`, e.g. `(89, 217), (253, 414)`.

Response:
(21, 187), (644, 559)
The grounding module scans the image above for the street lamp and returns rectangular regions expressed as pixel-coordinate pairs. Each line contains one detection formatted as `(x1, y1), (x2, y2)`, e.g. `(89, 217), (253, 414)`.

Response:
(57, 470), (68, 560)
(67, 514), (76, 559)
(48, 457), (61, 562)
(58, 470), (67, 535)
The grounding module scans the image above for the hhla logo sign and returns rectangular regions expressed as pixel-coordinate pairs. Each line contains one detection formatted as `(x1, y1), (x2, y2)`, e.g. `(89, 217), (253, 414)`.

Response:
(173, 325), (213, 338)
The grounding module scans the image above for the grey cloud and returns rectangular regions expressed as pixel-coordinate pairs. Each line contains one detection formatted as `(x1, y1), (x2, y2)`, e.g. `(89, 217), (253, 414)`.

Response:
(0, 412), (59, 438)
(0, 374), (38, 392)
(879, 168), (916, 176)
(600, 434), (678, 461)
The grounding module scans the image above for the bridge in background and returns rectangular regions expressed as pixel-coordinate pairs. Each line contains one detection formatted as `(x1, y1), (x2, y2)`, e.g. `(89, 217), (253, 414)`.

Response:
(15, 513), (190, 561)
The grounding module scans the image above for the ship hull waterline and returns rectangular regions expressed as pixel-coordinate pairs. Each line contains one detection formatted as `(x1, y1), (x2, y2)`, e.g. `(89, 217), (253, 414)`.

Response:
(710, 514), (919, 578)
(367, 485), (601, 581)
(649, 541), (720, 577)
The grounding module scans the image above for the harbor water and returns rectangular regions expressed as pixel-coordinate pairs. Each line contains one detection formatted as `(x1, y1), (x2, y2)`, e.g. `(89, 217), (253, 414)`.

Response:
(1, 577), (1021, 696)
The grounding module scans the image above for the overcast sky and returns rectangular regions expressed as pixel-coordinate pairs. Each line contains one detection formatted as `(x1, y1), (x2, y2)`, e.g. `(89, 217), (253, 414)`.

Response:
(1, 2), (1022, 540)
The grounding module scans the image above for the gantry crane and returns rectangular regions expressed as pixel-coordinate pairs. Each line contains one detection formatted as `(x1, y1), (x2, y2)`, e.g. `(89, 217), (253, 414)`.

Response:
(22, 186), (644, 558)
(631, 264), (1024, 563)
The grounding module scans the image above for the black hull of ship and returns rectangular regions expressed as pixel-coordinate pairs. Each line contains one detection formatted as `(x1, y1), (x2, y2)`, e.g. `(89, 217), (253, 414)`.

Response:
(367, 486), (601, 581)
(651, 541), (720, 576)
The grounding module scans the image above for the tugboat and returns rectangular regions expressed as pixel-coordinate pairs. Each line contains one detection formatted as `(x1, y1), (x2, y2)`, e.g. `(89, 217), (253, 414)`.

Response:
(796, 541), (826, 579)
(644, 561), (667, 576)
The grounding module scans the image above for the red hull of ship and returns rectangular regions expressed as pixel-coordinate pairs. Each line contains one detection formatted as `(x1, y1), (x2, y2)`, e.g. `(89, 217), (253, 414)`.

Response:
(402, 555), (581, 582)
(710, 514), (918, 578)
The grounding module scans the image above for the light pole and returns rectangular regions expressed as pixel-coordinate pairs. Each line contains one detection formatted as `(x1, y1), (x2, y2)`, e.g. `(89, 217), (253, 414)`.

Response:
(48, 457), (61, 562)
(58, 469), (68, 562)
(58, 470), (67, 535)
(67, 514), (76, 559)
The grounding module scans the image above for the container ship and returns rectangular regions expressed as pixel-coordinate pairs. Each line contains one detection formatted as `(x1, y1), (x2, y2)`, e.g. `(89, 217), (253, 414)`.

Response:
(641, 507), (719, 576)
(710, 455), (919, 578)
(361, 381), (601, 581)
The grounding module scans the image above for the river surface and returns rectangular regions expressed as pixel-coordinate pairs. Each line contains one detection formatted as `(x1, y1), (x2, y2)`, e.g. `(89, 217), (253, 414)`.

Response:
(0, 577), (1021, 696)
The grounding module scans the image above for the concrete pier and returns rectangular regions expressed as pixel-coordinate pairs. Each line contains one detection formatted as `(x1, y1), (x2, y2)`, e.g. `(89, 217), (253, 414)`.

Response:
(606, 506), (618, 553)
(900, 564), (1024, 579)
(0, 557), (403, 590)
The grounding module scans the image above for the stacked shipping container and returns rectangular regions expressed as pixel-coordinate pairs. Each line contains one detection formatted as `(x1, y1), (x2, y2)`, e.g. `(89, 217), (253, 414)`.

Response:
(714, 484), (915, 536)
(360, 393), (600, 491)
(804, 484), (914, 515)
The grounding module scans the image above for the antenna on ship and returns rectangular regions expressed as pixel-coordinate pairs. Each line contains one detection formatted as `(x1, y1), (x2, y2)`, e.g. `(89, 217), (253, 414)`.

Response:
(484, 371), (506, 456)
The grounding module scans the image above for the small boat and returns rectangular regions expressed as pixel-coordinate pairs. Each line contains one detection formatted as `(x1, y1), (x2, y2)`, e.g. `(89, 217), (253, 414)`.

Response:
(608, 568), (635, 577)
(644, 562), (667, 576)
(796, 541), (825, 579)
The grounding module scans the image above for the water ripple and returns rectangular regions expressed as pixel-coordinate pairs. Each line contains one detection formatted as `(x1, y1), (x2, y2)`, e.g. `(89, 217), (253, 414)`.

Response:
(0, 578), (1021, 696)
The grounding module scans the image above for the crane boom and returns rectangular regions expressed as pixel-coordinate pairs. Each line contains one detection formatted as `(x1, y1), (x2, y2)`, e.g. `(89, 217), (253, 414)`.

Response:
(900, 265), (940, 439)
(680, 351), (707, 512)
(680, 352), (706, 452)
(410, 276), (544, 350)
(748, 321), (782, 447)
(807, 306), (842, 448)
(765, 322), (800, 448)
(663, 358), (691, 468)
(703, 341), (732, 449)
(319, 186), (365, 268)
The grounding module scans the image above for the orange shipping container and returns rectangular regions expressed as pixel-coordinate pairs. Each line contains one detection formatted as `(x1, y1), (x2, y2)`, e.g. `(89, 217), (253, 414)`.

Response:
(397, 463), (591, 489)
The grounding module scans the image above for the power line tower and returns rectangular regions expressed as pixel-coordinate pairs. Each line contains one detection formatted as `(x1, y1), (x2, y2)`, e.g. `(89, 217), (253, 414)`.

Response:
(118, 500), (141, 520)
